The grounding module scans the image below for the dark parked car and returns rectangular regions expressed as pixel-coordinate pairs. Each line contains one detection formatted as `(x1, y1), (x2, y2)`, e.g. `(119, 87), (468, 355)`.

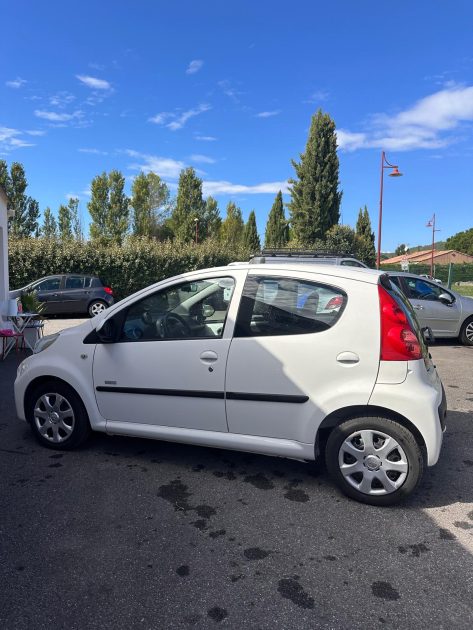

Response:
(10, 274), (114, 317)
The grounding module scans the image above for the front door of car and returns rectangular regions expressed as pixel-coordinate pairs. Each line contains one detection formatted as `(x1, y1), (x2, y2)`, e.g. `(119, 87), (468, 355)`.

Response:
(61, 276), (88, 313)
(225, 272), (380, 444)
(32, 276), (64, 314)
(92, 271), (245, 431)
(401, 276), (460, 335)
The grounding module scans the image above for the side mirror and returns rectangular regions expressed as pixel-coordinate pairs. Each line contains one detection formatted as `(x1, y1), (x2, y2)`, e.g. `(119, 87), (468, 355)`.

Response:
(202, 303), (215, 318)
(421, 326), (435, 346)
(439, 293), (453, 305)
(96, 317), (117, 343)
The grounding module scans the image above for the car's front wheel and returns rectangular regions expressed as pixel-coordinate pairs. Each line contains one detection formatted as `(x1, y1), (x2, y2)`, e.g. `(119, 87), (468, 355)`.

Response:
(459, 316), (473, 346)
(26, 380), (91, 450)
(325, 416), (423, 506)
(88, 300), (107, 317)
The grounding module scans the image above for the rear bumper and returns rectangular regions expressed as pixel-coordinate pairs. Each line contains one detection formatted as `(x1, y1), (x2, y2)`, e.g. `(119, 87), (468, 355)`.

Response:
(369, 361), (445, 467)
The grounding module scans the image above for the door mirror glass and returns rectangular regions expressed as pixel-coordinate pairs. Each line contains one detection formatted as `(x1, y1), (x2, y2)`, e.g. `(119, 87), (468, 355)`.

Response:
(438, 293), (453, 305)
(202, 303), (215, 318)
(96, 318), (117, 343)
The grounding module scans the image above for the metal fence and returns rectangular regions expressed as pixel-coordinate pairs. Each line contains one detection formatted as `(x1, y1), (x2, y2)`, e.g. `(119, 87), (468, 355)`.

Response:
(381, 263), (473, 286)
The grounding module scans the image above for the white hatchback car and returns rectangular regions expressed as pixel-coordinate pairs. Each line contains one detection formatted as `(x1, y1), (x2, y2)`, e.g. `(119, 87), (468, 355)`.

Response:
(14, 264), (446, 506)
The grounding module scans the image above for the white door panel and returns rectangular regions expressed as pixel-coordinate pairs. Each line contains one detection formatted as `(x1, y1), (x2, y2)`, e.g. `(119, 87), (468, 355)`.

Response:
(226, 273), (380, 444)
(93, 339), (229, 430)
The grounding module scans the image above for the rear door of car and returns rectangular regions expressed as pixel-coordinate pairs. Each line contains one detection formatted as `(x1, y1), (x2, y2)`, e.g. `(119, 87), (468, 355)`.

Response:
(60, 276), (88, 313)
(224, 270), (381, 444)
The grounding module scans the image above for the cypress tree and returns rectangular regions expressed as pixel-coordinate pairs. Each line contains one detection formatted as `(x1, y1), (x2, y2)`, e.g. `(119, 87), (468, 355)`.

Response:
(88, 170), (129, 243)
(203, 196), (221, 239)
(41, 207), (57, 239)
(289, 109), (342, 245)
(264, 191), (288, 248)
(355, 205), (376, 267)
(58, 203), (73, 240)
(220, 201), (245, 245)
(243, 210), (261, 252)
(172, 167), (206, 242)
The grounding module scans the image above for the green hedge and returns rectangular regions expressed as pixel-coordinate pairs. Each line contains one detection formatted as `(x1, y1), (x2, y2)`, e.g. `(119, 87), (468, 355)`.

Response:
(9, 237), (251, 301)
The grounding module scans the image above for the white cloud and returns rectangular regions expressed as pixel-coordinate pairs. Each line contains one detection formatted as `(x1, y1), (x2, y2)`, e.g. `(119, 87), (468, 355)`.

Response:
(202, 180), (289, 195)
(218, 80), (243, 103)
(149, 103), (211, 131)
(49, 91), (76, 107)
(190, 154), (216, 164)
(303, 89), (330, 104)
(338, 84), (473, 152)
(0, 126), (35, 152)
(126, 150), (186, 179)
(76, 74), (112, 90)
(255, 110), (281, 118)
(195, 135), (217, 141)
(186, 59), (204, 75)
(78, 148), (109, 155)
(34, 109), (83, 122)
(6, 77), (27, 88)
(26, 130), (46, 136)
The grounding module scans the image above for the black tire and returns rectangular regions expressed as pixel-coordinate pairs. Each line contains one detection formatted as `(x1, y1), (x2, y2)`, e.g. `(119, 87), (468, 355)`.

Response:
(459, 316), (473, 346)
(325, 416), (424, 506)
(88, 300), (108, 318)
(26, 380), (91, 450)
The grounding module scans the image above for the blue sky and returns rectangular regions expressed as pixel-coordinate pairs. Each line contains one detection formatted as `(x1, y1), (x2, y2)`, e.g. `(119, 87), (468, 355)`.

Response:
(2, 0), (473, 250)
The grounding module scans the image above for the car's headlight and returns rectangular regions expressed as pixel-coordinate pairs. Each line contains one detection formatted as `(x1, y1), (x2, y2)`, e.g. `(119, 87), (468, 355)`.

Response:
(34, 333), (60, 354)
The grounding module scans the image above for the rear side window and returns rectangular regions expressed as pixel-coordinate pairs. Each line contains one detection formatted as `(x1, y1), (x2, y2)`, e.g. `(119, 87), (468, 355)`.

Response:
(235, 275), (347, 338)
(65, 276), (85, 289)
(89, 277), (102, 288)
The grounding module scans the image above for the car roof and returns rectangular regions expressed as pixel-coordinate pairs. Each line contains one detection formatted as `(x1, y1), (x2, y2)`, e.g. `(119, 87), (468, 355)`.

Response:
(220, 262), (382, 284)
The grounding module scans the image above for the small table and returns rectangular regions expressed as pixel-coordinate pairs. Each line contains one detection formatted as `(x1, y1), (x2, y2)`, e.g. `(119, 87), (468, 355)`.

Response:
(2, 312), (40, 358)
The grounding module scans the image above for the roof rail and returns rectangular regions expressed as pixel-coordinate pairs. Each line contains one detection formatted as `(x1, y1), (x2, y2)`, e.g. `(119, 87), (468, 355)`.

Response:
(250, 248), (355, 261)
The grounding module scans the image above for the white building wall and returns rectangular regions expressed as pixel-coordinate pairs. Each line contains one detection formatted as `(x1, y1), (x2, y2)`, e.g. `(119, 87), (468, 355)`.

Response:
(0, 188), (10, 316)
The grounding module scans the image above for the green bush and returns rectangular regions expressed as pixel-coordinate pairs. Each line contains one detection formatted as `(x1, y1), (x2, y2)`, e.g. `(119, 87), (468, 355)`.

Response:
(9, 237), (250, 301)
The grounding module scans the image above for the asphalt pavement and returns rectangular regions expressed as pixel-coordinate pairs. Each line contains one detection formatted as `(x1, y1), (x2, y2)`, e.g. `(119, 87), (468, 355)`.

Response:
(1, 337), (472, 629)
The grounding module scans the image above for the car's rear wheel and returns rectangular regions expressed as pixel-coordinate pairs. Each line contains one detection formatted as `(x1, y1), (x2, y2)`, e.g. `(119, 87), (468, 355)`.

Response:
(459, 316), (473, 346)
(88, 300), (107, 317)
(325, 416), (423, 506)
(26, 380), (91, 450)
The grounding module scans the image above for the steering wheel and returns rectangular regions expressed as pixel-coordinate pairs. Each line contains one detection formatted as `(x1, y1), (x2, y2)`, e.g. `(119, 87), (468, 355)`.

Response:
(161, 312), (192, 338)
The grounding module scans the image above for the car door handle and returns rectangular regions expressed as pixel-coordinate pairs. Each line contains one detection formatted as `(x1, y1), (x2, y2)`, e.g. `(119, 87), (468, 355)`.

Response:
(413, 305), (424, 310)
(336, 351), (359, 365)
(200, 351), (218, 364)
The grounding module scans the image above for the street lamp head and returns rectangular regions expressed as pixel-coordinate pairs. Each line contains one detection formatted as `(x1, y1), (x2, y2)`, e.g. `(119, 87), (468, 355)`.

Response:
(389, 166), (403, 177)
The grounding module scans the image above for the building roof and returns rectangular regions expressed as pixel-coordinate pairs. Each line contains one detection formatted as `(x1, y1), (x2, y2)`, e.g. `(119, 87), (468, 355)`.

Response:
(381, 249), (473, 265)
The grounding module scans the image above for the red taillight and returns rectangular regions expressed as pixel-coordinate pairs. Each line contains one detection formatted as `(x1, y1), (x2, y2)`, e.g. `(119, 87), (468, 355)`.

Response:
(325, 295), (344, 310)
(378, 285), (422, 361)
(104, 286), (113, 295)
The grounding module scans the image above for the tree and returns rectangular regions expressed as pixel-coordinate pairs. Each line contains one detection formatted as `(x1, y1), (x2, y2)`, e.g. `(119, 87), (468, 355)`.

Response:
(355, 206), (376, 267)
(265, 190), (288, 248)
(395, 243), (407, 256)
(41, 207), (57, 239)
(1, 161), (40, 237)
(88, 170), (129, 243)
(243, 210), (261, 252)
(324, 224), (356, 255)
(68, 197), (82, 240)
(131, 171), (171, 238)
(58, 203), (73, 239)
(289, 109), (342, 245)
(171, 167), (206, 242)
(203, 196), (221, 239)
(445, 228), (473, 255)
(220, 201), (245, 245)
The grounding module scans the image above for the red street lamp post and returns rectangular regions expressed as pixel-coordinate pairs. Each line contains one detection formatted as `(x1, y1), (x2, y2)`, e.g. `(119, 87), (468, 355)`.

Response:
(377, 151), (403, 269)
(426, 214), (441, 278)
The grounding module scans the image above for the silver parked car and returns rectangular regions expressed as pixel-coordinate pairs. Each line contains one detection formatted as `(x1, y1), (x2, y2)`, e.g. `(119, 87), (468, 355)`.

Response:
(387, 272), (473, 345)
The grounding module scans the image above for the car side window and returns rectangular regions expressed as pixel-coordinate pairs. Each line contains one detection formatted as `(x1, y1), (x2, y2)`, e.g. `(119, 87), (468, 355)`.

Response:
(389, 276), (402, 291)
(120, 277), (235, 341)
(341, 260), (365, 268)
(234, 275), (347, 338)
(35, 277), (61, 292)
(404, 278), (447, 301)
(65, 276), (85, 289)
